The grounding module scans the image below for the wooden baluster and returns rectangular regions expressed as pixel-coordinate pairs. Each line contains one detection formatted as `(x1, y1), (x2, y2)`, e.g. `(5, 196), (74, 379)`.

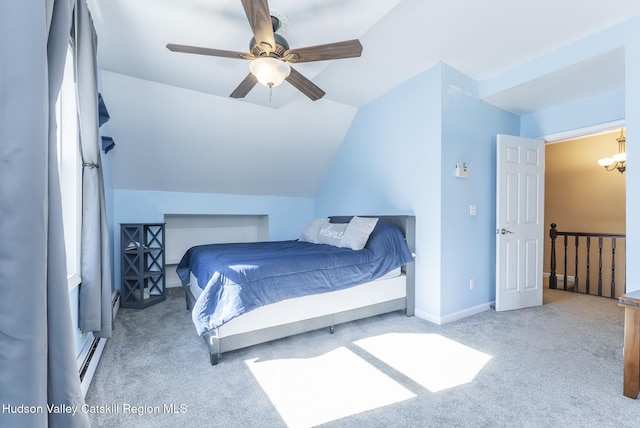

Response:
(611, 238), (617, 298)
(585, 236), (591, 295)
(574, 235), (579, 292)
(563, 235), (568, 290)
(548, 226), (625, 300)
(549, 223), (558, 289)
(598, 237), (603, 297)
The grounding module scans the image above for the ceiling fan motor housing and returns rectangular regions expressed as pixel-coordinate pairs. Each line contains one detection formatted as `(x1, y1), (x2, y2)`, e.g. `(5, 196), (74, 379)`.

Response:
(249, 15), (289, 58)
(250, 34), (289, 57)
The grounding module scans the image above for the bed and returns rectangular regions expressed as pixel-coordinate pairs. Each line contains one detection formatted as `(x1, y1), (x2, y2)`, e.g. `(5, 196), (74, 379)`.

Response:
(177, 215), (416, 365)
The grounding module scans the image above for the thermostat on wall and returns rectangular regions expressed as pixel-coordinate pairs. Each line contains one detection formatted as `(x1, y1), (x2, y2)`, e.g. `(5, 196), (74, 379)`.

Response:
(455, 162), (469, 178)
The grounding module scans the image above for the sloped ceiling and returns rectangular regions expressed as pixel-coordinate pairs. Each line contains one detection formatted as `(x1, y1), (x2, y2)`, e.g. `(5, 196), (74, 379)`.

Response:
(87, 0), (640, 197)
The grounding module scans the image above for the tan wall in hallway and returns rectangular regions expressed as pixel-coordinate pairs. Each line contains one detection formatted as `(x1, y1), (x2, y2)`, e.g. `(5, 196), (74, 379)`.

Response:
(544, 129), (626, 297)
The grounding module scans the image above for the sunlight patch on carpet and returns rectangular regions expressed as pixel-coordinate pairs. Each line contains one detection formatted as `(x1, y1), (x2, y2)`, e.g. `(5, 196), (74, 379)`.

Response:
(245, 347), (415, 428)
(355, 333), (492, 392)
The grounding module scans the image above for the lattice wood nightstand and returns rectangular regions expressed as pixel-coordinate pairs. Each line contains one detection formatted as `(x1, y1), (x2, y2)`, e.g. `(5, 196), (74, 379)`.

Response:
(120, 223), (166, 309)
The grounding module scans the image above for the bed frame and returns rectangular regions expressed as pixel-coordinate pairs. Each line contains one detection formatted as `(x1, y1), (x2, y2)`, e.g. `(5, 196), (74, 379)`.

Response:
(184, 215), (416, 365)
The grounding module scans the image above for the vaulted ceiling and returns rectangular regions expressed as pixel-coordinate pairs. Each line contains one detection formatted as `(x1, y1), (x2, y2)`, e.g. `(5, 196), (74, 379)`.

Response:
(87, 0), (640, 197)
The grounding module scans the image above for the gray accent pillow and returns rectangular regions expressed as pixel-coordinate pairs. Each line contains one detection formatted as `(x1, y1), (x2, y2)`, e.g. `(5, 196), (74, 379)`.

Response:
(339, 216), (379, 250)
(317, 223), (348, 247)
(299, 218), (330, 244)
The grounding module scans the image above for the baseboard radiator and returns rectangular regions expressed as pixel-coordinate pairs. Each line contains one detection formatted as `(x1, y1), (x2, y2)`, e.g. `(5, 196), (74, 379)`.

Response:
(77, 290), (120, 398)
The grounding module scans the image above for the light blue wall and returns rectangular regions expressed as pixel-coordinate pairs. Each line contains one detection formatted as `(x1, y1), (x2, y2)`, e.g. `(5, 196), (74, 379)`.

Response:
(315, 63), (443, 318)
(440, 67), (519, 315)
(626, 34), (640, 293)
(315, 63), (519, 321)
(521, 89), (625, 138)
(113, 189), (313, 239)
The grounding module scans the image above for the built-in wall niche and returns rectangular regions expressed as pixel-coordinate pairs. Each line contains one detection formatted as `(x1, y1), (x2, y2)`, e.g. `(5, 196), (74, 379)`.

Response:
(164, 214), (269, 287)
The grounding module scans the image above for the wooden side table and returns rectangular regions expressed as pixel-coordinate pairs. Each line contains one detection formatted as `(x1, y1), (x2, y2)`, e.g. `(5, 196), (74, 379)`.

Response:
(619, 290), (640, 399)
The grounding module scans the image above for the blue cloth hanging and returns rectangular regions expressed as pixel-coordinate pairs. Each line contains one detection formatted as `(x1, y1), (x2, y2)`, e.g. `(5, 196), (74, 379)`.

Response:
(101, 136), (115, 154)
(98, 93), (110, 127)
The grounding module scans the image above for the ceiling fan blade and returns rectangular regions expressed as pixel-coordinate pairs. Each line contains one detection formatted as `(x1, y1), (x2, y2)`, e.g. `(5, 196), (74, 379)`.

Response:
(230, 73), (259, 98)
(285, 67), (325, 101)
(284, 39), (363, 63)
(167, 43), (253, 60)
(241, 0), (275, 54)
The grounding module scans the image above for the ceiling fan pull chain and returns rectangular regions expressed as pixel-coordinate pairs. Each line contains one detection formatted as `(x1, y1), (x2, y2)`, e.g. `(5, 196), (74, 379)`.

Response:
(269, 86), (272, 102)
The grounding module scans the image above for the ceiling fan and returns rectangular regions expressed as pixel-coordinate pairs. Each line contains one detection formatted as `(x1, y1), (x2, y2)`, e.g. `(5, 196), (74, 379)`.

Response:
(166, 0), (363, 101)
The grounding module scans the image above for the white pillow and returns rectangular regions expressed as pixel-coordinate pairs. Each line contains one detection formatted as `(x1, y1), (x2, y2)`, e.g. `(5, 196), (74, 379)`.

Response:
(317, 223), (348, 247)
(299, 218), (330, 244)
(339, 216), (379, 250)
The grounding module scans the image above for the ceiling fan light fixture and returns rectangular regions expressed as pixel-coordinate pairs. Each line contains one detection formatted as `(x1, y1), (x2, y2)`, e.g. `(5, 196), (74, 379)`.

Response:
(249, 57), (290, 88)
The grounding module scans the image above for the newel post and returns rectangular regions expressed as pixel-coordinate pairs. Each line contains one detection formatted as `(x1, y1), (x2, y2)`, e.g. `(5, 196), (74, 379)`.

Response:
(549, 223), (558, 289)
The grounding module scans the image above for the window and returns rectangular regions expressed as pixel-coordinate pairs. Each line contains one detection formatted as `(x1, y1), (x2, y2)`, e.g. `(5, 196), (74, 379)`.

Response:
(56, 44), (82, 291)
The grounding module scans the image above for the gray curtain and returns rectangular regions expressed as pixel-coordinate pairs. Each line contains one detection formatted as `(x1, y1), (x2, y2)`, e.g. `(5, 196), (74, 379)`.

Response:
(75, 0), (113, 338)
(0, 1), (89, 427)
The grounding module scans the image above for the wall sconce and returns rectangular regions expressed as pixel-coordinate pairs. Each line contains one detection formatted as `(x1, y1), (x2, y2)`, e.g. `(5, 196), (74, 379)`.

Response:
(597, 128), (626, 173)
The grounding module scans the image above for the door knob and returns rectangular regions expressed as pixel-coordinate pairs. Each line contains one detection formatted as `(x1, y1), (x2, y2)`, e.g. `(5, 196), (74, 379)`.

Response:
(500, 228), (514, 235)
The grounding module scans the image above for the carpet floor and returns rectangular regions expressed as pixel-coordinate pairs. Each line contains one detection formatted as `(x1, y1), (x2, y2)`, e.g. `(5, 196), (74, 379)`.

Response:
(85, 287), (640, 427)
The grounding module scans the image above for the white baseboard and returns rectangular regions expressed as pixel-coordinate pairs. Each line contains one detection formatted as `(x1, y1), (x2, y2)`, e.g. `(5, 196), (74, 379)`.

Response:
(79, 337), (106, 398)
(415, 301), (492, 325)
(78, 291), (119, 398)
(415, 274), (580, 326)
(414, 309), (443, 325)
(543, 271), (576, 282)
(113, 290), (120, 317)
(440, 302), (493, 324)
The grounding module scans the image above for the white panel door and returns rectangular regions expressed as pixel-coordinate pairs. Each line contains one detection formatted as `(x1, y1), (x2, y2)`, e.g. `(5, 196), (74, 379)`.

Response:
(496, 134), (545, 311)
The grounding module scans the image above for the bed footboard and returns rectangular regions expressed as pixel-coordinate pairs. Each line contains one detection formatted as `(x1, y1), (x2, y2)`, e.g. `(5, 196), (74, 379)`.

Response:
(184, 285), (195, 311)
(203, 297), (405, 366)
(185, 287), (221, 365)
(186, 285), (406, 366)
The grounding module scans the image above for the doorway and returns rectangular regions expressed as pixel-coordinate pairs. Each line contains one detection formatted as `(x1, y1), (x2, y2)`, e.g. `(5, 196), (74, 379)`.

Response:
(543, 125), (627, 298)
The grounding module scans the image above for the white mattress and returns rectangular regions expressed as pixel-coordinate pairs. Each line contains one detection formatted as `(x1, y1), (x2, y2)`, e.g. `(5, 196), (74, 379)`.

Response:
(188, 269), (406, 337)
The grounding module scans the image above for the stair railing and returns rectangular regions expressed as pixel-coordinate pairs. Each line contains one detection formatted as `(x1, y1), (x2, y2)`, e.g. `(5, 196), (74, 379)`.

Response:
(549, 223), (626, 298)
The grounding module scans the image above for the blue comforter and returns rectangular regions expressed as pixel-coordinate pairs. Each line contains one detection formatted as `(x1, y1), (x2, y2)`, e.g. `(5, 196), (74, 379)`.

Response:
(176, 220), (414, 336)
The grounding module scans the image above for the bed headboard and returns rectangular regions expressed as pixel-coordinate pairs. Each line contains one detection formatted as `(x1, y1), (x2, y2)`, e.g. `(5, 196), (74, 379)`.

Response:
(329, 215), (416, 316)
